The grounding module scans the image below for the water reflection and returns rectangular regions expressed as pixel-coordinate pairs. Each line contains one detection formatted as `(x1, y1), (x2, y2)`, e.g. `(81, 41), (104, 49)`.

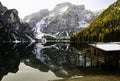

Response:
(24, 43), (81, 78)
(0, 43), (81, 81)
(0, 42), (120, 81)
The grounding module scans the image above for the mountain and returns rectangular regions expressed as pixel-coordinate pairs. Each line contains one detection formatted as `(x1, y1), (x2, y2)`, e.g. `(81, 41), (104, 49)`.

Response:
(71, 0), (120, 42)
(23, 9), (49, 28)
(23, 2), (99, 38)
(0, 2), (33, 42)
(24, 43), (79, 78)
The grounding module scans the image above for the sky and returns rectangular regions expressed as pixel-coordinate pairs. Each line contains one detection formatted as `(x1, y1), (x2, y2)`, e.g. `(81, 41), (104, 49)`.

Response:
(0, 0), (116, 18)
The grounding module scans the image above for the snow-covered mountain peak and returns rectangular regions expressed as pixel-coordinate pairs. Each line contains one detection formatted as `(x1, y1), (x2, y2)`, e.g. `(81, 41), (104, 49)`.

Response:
(55, 2), (72, 8)
(24, 2), (101, 37)
(52, 2), (72, 14)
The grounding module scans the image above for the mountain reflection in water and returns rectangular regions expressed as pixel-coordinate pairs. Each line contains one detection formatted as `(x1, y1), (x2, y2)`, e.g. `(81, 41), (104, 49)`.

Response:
(0, 42), (120, 81)
(0, 43), (80, 81)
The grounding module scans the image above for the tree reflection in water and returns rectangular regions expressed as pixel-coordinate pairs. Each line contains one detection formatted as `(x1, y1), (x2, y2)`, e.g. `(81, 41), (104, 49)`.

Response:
(0, 42), (120, 81)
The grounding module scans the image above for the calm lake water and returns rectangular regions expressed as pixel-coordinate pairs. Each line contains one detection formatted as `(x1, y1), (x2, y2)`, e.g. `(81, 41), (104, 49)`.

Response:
(0, 42), (120, 81)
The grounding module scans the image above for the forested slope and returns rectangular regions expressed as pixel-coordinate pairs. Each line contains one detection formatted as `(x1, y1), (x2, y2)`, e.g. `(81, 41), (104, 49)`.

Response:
(71, 0), (120, 42)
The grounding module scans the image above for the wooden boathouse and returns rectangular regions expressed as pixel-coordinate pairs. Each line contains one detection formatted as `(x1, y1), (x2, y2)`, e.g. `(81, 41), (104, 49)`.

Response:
(88, 43), (120, 68)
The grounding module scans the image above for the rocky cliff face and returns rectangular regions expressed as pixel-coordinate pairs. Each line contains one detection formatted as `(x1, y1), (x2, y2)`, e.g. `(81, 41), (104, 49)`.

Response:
(24, 9), (49, 28)
(23, 2), (99, 37)
(0, 2), (33, 42)
(0, 2), (7, 14)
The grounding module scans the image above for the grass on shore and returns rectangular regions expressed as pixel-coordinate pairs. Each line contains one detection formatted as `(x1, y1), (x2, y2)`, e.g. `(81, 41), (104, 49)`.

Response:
(52, 75), (120, 81)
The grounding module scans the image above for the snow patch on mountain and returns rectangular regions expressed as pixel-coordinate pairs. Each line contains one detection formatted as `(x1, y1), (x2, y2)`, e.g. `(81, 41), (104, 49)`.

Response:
(59, 6), (69, 13)
(77, 20), (90, 28)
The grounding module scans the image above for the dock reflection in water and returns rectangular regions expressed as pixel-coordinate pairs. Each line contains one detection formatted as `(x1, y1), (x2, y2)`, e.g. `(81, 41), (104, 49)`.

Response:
(0, 42), (120, 81)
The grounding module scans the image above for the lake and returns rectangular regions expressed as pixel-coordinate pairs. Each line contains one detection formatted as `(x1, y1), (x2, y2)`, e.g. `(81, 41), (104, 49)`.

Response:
(0, 42), (120, 81)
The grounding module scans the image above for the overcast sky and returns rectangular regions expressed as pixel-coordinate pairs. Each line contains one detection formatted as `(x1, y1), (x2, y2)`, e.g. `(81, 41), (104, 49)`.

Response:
(0, 0), (116, 18)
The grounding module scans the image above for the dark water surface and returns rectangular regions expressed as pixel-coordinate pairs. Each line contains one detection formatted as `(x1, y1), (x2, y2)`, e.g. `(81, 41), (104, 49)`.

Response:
(0, 43), (120, 81)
